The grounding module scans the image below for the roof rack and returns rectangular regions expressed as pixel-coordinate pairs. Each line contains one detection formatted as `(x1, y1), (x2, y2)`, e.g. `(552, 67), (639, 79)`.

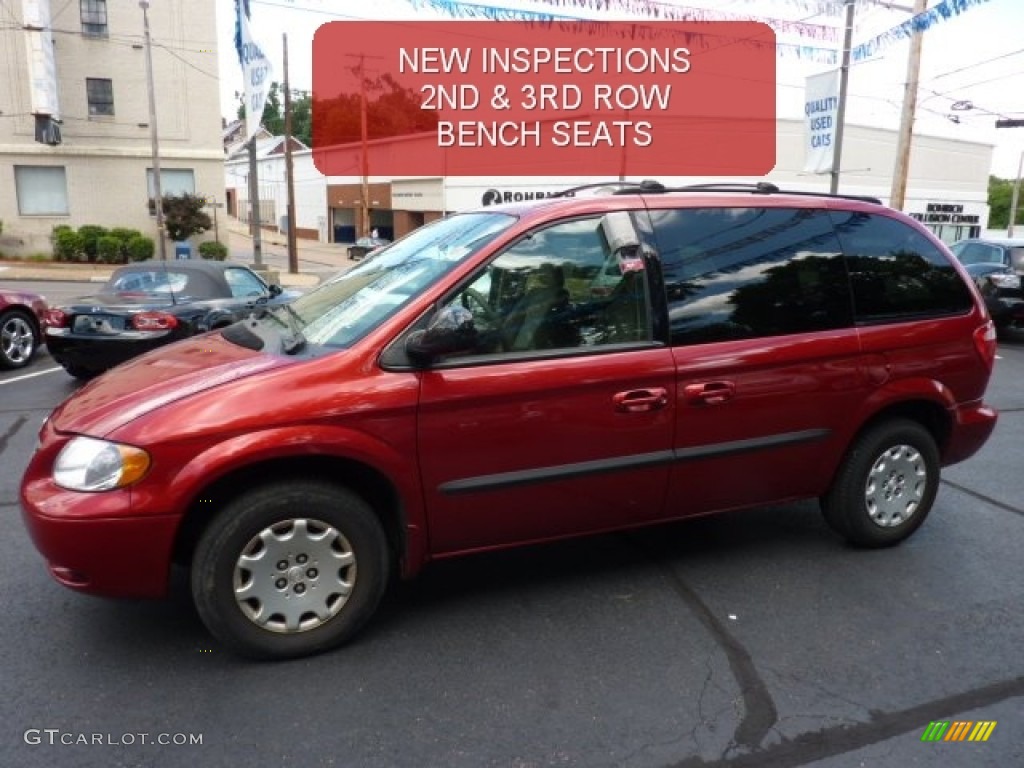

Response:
(548, 180), (883, 206)
(549, 179), (665, 197)
(609, 181), (882, 205)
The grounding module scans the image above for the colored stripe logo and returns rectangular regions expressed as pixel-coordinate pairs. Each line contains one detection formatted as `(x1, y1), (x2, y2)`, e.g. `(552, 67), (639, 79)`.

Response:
(921, 721), (996, 742)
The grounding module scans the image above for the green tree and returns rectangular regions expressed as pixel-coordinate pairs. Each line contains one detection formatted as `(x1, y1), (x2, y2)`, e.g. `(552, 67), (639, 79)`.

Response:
(312, 74), (437, 148)
(162, 194), (212, 242)
(987, 174), (1023, 230)
(236, 83), (312, 146)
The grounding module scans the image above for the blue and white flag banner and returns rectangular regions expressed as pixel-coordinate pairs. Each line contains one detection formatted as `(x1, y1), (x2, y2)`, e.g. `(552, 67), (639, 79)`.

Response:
(235, 0), (274, 144)
(523, 0), (838, 41)
(852, 0), (993, 62)
(406, 0), (841, 63)
(407, 0), (993, 66)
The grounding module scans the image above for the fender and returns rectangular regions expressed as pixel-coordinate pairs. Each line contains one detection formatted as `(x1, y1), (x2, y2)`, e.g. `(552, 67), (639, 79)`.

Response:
(842, 375), (956, 444)
(129, 424), (428, 567)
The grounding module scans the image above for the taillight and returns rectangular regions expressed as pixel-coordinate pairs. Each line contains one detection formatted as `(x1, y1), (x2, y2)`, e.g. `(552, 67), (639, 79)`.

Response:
(131, 312), (178, 331)
(43, 308), (68, 328)
(989, 272), (1021, 290)
(973, 320), (997, 370)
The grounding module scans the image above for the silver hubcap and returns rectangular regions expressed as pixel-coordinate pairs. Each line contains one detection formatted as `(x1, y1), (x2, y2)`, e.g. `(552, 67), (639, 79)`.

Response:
(864, 444), (926, 528)
(1, 315), (34, 364)
(233, 518), (356, 633)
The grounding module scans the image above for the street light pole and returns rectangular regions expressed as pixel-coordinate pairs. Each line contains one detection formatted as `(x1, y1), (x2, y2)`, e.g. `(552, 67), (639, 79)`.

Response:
(140, 0), (167, 260)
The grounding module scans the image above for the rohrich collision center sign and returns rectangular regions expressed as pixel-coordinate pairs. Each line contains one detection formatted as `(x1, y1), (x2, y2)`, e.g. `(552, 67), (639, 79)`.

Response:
(312, 21), (776, 177)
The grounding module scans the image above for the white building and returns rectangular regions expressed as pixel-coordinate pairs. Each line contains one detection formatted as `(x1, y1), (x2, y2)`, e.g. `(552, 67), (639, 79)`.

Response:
(0, 0), (224, 257)
(228, 119), (992, 247)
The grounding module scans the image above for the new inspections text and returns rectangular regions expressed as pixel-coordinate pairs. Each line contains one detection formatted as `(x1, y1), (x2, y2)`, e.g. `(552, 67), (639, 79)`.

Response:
(402, 46), (692, 149)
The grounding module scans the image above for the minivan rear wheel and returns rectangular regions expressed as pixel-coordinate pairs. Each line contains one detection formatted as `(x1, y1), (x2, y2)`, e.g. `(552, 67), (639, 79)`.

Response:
(822, 419), (939, 548)
(191, 481), (390, 659)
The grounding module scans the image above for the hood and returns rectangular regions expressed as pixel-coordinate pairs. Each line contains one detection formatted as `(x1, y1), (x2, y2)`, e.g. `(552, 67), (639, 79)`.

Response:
(49, 331), (292, 437)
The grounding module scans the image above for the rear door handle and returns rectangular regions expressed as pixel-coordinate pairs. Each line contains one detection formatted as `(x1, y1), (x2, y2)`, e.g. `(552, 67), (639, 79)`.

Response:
(683, 381), (736, 405)
(613, 388), (669, 413)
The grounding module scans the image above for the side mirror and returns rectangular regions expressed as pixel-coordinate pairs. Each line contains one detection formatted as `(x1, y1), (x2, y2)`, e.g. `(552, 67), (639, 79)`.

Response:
(405, 305), (478, 365)
(269, 284), (283, 297)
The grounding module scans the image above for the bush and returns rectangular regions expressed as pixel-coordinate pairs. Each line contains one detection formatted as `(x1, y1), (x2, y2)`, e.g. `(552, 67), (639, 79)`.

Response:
(126, 235), (155, 262)
(53, 229), (85, 261)
(96, 235), (123, 264)
(77, 225), (108, 262)
(109, 227), (140, 242)
(106, 228), (144, 264)
(198, 240), (228, 261)
(162, 194), (212, 242)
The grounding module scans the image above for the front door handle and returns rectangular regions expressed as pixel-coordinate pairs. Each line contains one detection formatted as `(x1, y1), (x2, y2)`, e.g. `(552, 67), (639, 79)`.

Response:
(613, 388), (669, 413)
(683, 381), (736, 405)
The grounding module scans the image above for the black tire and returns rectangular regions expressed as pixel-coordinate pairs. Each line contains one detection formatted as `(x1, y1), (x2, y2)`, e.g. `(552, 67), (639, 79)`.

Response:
(822, 419), (939, 548)
(0, 309), (37, 369)
(191, 481), (390, 660)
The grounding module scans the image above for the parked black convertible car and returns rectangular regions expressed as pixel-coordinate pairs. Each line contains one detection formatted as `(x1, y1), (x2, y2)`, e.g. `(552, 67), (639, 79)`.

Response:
(45, 260), (300, 378)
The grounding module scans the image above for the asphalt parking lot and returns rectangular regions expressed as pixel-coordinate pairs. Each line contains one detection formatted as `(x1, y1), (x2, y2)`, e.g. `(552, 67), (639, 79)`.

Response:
(1, 324), (1021, 768)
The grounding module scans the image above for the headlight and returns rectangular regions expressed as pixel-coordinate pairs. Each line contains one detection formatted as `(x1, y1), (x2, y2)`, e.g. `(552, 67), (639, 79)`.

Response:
(53, 437), (151, 492)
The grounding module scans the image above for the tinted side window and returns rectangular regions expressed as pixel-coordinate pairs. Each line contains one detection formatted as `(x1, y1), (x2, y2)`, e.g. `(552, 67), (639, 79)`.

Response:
(439, 216), (653, 359)
(652, 207), (852, 346)
(830, 212), (973, 322)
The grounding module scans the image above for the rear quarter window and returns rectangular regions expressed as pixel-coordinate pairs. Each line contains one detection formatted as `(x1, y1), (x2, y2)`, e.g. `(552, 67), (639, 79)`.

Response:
(829, 211), (973, 322)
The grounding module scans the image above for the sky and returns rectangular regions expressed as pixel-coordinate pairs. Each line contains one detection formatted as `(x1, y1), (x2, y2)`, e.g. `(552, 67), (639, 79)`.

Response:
(214, 0), (1024, 178)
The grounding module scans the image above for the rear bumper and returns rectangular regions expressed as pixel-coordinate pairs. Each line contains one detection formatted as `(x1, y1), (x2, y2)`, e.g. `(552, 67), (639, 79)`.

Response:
(45, 328), (175, 372)
(943, 401), (998, 466)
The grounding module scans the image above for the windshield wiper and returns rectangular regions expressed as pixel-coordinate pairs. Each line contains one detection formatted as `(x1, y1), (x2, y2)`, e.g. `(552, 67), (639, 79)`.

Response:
(278, 303), (307, 354)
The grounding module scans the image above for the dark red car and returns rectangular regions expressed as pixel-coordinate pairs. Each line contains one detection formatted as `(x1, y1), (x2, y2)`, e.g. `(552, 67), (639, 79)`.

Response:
(0, 286), (48, 369)
(21, 182), (998, 659)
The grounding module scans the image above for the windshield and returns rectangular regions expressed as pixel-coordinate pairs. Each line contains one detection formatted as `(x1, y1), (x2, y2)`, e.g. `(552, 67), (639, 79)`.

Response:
(262, 212), (516, 350)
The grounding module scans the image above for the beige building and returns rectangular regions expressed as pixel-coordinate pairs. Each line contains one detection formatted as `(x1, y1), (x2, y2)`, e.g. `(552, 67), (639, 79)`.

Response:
(0, 0), (224, 257)
(229, 119), (992, 247)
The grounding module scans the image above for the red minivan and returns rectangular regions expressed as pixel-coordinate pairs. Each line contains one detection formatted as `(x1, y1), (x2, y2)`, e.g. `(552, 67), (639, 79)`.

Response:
(21, 182), (998, 659)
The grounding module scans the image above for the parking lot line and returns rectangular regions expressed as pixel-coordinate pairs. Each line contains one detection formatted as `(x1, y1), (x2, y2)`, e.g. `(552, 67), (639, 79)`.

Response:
(0, 366), (61, 386)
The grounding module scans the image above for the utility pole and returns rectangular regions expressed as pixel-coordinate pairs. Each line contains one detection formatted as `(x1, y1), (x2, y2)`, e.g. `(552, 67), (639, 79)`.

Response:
(1009, 151), (1023, 238)
(283, 33), (298, 273)
(358, 55), (370, 239)
(248, 137), (263, 268)
(140, 0), (167, 260)
(345, 54), (384, 238)
(830, 0), (855, 194)
(889, 0), (928, 210)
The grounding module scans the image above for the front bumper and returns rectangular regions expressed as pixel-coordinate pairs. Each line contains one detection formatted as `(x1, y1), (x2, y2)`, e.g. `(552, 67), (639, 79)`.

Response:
(20, 436), (180, 598)
(984, 291), (1024, 328)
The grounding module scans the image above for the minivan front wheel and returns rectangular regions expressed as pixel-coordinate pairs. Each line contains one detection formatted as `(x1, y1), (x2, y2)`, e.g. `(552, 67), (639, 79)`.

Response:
(822, 419), (939, 548)
(191, 481), (390, 659)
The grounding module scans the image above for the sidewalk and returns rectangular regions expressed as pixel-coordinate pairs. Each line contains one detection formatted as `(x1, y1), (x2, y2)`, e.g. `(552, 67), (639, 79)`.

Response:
(0, 218), (356, 288)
